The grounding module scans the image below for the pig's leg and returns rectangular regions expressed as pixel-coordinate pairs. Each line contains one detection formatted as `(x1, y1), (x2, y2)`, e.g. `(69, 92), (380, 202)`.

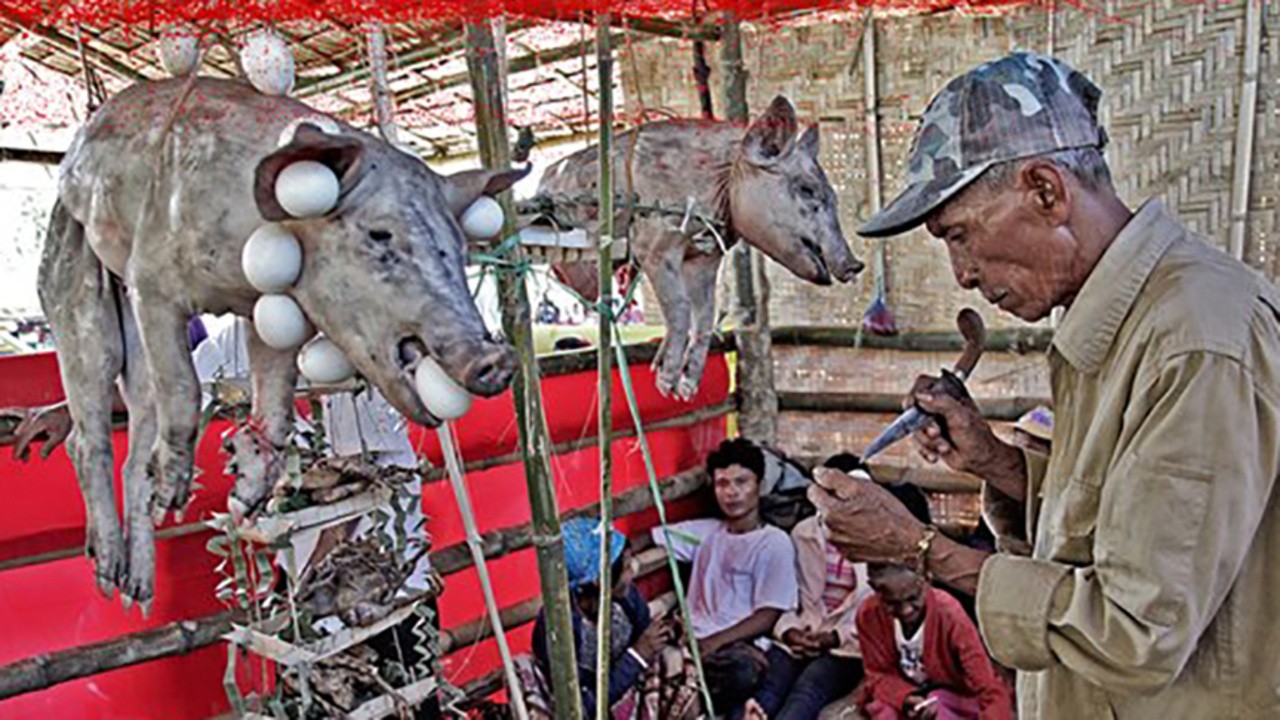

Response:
(38, 205), (127, 596)
(117, 286), (158, 610)
(128, 289), (200, 524)
(639, 242), (692, 398)
(675, 251), (723, 400)
(226, 330), (299, 517)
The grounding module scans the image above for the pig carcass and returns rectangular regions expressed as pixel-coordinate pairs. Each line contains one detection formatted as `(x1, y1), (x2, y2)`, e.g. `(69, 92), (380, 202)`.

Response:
(41, 77), (523, 605)
(537, 96), (863, 399)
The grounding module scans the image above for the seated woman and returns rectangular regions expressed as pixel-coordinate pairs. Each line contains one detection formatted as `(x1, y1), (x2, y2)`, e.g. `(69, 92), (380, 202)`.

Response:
(751, 456), (876, 720)
(856, 562), (1010, 720)
(531, 517), (678, 720)
(652, 438), (799, 717)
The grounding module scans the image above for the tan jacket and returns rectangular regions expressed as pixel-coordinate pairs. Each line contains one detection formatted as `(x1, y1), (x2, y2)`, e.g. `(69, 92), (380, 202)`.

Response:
(773, 516), (872, 658)
(976, 201), (1280, 719)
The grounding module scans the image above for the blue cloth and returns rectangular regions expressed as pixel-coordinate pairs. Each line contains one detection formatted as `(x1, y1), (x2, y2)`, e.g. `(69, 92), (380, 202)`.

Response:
(754, 645), (864, 720)
(562, 517), (627, 590)
(186, 316), (208, 351)
(532, 583), (652, 718)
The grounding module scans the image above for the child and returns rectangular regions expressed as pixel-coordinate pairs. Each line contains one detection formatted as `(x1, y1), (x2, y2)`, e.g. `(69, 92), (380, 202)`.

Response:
(857, 563), (1010, 720)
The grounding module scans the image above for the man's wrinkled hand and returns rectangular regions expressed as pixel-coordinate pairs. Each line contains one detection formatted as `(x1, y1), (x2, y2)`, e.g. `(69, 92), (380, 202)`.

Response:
(905, 375), (1026, 487)
(808, 467), (926, 564)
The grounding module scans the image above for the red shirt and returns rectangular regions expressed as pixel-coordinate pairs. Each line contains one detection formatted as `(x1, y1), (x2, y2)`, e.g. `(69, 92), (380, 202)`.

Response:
(856, 587), (1011, 719)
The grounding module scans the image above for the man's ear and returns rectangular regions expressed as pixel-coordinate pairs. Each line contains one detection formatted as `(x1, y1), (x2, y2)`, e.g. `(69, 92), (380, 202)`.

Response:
(254, 124), (365, 221)
(1020, 161), (1070, 223)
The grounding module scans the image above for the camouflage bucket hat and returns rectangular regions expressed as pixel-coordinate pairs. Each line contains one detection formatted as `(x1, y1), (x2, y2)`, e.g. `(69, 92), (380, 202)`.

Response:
(859, 52), (1108, 238)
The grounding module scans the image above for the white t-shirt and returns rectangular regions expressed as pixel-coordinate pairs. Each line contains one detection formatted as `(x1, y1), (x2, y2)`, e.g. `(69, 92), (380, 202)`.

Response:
(652, 519), (798, 650)
(191, 317), (429, 593)
(895, 618), (928, 685)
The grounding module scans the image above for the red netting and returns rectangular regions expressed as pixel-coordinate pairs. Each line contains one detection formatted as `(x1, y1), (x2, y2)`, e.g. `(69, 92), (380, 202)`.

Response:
(4, 0), (1050, 30)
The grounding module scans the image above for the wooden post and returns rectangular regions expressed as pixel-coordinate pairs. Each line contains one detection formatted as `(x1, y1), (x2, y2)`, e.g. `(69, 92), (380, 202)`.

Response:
(594, 15), (617, 720)
(463, 19), (584, 720)
(693, 40), (714, 119)
(720, 18), (777, 444)
(367, 22), (399, 144)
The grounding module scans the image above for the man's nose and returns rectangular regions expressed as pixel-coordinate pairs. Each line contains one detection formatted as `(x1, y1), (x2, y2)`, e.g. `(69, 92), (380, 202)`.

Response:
(955, 264), (979, 290)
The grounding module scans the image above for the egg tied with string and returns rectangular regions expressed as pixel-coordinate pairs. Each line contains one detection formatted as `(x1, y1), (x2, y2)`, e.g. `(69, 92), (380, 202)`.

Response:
(253, 294), (312, 350)
(275, 161), (339, 218)
(298, 336), (356, 384)
(241, 223), (302, 293)
(414, 357), (473, 420)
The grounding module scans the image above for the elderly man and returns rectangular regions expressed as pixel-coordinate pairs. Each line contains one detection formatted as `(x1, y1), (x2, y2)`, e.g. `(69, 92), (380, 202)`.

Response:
(809, 52), (1280, 718)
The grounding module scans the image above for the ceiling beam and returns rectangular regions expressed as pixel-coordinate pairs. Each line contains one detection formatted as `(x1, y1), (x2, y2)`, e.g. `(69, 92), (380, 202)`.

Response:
(0, 8), (148, 85)
(394, 31), (622, 108)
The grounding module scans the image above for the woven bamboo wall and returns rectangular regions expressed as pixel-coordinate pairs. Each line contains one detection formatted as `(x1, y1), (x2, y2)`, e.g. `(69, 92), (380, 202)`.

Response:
(621, 2), (1280, 332)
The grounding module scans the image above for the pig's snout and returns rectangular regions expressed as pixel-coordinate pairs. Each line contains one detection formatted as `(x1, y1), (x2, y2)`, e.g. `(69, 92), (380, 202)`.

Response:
(462, 344), (518, 397)
(837, 257), (866, 283)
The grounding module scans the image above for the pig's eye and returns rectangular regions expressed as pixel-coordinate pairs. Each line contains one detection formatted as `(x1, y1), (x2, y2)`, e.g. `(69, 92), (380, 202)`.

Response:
(798, 184), (820, 201)
(369, 229), (393, 243)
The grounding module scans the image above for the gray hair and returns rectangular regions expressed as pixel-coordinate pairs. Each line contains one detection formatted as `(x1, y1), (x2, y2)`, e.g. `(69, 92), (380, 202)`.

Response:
(974, 146), (1113, 195)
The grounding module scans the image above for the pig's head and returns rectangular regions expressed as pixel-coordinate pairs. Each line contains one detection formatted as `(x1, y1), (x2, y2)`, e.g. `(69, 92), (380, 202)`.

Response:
(727, 96), (864, 285)
(253, 124), (525, 427)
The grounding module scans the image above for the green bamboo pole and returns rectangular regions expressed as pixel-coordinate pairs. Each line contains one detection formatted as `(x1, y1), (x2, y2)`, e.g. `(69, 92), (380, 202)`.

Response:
(594, 15), (617, 720)
(463, 19), (584, 720)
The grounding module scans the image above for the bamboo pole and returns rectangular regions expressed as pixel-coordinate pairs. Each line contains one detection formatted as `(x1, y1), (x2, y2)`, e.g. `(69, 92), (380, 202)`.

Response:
(367, 22), (399, 145)
(594, 17), (617, 717)
(463, 19), (584, 720)
(437, 423), (528, 720)
(422, 399), (734, 483)
(0, 610), (242, 700)
(769, 325), (1053, 353)
(775, 391), (1047, 420)
(720, 18), (777, 445)
(1228, 0), (1263, 261)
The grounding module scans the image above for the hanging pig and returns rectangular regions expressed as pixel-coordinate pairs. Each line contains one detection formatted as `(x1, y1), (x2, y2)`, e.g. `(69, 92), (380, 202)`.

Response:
(41, 77), (523, 606)
(538, 96), (863, 399)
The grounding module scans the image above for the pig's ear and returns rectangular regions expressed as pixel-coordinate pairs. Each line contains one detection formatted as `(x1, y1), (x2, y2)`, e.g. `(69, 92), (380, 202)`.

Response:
(796, 124), (820, 160)
(254, 125), (366, 221)
(442, 164), (532, 217)
(742, 96), (799, 167)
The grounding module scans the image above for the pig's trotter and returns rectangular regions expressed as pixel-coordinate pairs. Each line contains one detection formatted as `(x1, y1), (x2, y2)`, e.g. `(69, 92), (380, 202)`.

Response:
(149, 442), (194, 524)
(84, 510), (126, 598)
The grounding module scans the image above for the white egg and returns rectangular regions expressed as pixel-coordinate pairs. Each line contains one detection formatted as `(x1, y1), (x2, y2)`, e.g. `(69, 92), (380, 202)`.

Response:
(253, 294), (312, 350)
(414, 358), (473, 420)
(241, 223), (302, 292)
(157, 26), (199, 77)
(460, 196), (505, 240)
(297, 336), (356, 384)
(241, 30), (295, 96)
(275, 161), (339, 218)
(277, 115), (341, 147)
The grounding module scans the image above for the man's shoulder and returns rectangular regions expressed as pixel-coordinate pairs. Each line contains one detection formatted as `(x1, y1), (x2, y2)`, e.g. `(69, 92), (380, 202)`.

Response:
(1135, 231), (1278, 361)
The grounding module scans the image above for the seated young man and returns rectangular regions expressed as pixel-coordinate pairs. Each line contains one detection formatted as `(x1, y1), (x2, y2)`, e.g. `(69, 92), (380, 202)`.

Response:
(652, 438), (799, 716)
(856, 562), (1010, 720)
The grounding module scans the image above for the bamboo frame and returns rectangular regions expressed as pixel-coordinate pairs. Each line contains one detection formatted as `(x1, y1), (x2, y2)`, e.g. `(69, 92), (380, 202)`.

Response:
(776, 390), (1048, 420)
(463, 18), (584, 720)
(1228, 0), (1263, 261)
(719, 17), (778, 445)
(594, 15), (618, 718)
(770, 325), (1053, 353)
(0, 465), (708, 701)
